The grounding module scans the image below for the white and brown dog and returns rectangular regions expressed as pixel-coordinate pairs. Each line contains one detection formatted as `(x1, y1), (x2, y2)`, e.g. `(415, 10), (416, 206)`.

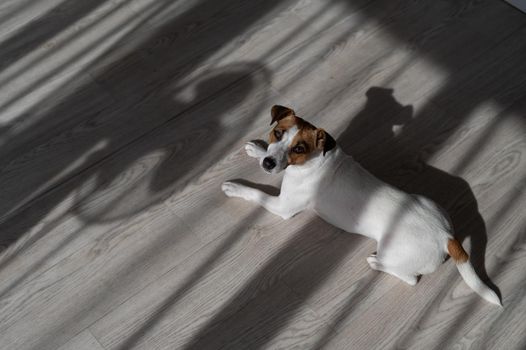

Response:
(222, 105), (501, 306)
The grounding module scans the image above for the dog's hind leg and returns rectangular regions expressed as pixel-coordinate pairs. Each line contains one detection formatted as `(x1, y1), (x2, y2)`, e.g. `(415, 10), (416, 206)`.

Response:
(366, 255), (417, 286)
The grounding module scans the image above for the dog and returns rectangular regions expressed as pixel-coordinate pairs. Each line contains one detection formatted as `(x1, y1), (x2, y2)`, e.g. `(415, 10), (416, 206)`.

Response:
(222, 105), (501, 306)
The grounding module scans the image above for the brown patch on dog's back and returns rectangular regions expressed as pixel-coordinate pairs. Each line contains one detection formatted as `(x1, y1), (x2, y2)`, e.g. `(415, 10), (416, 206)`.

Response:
(447, 239), (469, 263)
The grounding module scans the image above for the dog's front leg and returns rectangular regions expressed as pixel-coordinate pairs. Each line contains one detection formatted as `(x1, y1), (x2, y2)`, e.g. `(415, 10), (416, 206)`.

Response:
(222, 181), (304, 219)
(244, 140), (268, 159)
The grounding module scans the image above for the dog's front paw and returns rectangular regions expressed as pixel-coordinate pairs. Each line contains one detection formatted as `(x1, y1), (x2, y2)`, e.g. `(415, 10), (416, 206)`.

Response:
(245, 140), (267, 159)
(222, 181), (251, 200)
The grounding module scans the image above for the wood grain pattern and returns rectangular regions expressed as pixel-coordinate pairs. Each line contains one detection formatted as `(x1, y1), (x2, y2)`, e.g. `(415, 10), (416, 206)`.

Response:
(0, 0), (525, 349)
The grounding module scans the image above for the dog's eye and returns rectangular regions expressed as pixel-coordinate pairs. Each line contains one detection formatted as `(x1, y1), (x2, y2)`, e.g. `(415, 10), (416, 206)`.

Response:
(274, 129), (283, 139)
(292, 145), (306, 154)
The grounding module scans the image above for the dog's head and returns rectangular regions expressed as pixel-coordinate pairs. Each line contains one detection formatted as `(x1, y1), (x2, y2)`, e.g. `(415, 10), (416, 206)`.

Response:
(261, 105), (336, 174)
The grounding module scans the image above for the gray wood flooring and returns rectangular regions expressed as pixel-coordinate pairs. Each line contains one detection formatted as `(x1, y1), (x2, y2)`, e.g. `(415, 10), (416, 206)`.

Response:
(0, 0), (525, 349)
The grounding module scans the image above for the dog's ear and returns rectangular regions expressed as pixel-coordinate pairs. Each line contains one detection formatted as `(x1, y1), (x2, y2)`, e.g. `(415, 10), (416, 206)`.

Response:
(316, 129), (336, 155)
(270, 105), (295, 125)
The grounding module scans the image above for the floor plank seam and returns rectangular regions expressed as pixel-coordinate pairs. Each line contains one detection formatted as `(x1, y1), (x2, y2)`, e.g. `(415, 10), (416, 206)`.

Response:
(89, 328), (108, 350)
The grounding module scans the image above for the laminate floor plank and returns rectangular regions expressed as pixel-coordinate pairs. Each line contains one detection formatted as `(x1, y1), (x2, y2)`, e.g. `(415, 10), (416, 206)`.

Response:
(0, 202), (200, 350)
(89, 211), (339, 350)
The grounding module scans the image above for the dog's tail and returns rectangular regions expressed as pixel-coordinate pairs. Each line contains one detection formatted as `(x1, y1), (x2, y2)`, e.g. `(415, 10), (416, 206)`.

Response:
(446, 238), (502, 306)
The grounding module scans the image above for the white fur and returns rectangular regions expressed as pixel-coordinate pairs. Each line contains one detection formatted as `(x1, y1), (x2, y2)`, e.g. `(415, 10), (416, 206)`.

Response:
(222, 141), (501, 306)
(456, 262), (501, 305)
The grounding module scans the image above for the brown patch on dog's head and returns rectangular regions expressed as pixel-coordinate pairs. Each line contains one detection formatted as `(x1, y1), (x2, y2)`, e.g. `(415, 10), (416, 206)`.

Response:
(288, 121), (316, 165)
(287, 121), (336, 165)
(269, 105), (299, 144)
(447, 239), (469, 263)
(267, 105), (337, 165)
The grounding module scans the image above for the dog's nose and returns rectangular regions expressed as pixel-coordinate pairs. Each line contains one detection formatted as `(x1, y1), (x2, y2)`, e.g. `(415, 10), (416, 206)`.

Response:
(263, 157), (276, 170)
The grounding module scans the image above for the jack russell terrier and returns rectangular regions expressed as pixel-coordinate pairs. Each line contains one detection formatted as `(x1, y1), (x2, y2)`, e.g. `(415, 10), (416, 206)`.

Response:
(222, 105), (501, 306)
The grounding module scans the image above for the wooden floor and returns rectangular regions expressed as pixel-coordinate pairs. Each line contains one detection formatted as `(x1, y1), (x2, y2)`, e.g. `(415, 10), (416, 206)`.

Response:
(0, 0), (525, 349)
